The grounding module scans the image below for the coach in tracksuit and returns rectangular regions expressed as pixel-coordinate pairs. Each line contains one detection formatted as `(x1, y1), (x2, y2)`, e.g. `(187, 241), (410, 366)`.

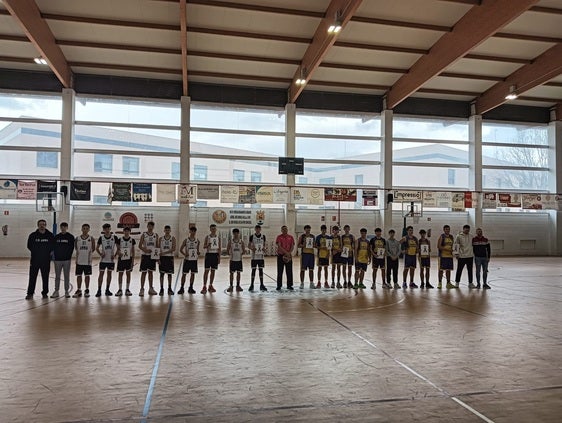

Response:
(26, 219), (55, 300)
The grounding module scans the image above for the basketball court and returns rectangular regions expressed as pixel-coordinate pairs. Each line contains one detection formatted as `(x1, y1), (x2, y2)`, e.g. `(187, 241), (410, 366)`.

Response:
(2, 256), (560, 422)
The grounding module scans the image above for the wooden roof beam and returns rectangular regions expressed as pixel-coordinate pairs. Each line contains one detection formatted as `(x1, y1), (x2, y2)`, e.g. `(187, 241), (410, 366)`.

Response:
(3, 0), (72, 88)
(385, 0), (539, 109)
(288, 0), (363, 103)
(475, 43), (562, 115)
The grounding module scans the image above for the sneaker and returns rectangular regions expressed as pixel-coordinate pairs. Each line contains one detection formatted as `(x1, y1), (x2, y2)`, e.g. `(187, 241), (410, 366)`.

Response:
(455, 282), (460, 288)
(115, 289), (123, 297)
(324, 282), (330, 289)
(159, 288), (164, 296)
(402, 282), (407, 289)
(483, 284), (491, 289)
(299, 282), (304, 289)
(426, 283), (434, 289)
(227, 286), (233, 293)
(188, 287), (196, 294)
(148, 288), (157, 295)
(65, 292), (71, 298)
(208, 285), (216, 293)
(42, 293), (48, 299)
(50, 290), (60, 298)
(336, 282), (342, 289)
(260, 285), (268, 292)
(382, 282), (390, 289)
(201, 286), (207, 294)
(248, 284), (255, 292)
(309, 282), (315, 289)
(420, 283), (425, 289)
(359, 283), (366, 289)
(125, 289), (132, 296)
(409, 282), (418, 289)
(316, 282), (321, 289)
(25, 294), (33, 300)
(177, 287), (185, 295)
(276, 287), (282, 291)
(476, 283), (481, 289)
(394, 283), (400, 290)
(287, 286), (294, 291)
(139, 289), (144, 297)
(468, 282), (476, 289)
(446, 282), (455, 289)
(168, 288), (174, 295)
(105, 289), (113, 296)
(72, 290), (82, 298)
(371, 283), (375, 289)
(353, 283), (359, 289)
(331, 282), (335, 288)
(437, 282), (442, 289)
(84, 289), (90, 298)
(95, 290), (102, 297)
(236, 285), (243, 292)
(343, 282), (348, 288)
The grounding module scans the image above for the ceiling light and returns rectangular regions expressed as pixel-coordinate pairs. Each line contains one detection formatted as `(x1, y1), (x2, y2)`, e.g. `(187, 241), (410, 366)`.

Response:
(295, 67), (307, 86)
(327, 11), (342, 33)
(34, 57), (48, 65)
(505, 84), (518, 100)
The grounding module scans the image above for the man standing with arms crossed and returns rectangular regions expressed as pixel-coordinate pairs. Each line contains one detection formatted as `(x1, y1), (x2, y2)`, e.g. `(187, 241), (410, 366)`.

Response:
(454, 224), (475, 288)
(276, 225), (295, 291)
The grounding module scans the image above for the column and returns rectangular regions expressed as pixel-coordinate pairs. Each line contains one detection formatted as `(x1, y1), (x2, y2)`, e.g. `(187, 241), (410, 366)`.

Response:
(59, 88), (75, 225)
(178, 96), (191, 245)
(380, 109), (393, 231)
(548, 118), (561, 255)
(285, 103), (296, 236)
(468, 114), (483, 230)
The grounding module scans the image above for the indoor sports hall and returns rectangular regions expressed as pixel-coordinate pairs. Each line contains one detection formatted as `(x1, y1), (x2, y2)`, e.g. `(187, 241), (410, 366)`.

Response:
(0, 1), (561, 422)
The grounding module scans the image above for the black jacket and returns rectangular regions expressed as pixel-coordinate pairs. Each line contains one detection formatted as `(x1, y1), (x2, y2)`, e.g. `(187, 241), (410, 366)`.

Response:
(54, 232), (75, 261)
(27, 229), (55, 264)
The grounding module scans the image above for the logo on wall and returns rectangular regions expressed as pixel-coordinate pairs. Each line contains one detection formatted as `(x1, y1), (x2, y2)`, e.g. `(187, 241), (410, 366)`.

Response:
(256, 210), (265, 226)
(118, 212), (141, 234)
(212, 209), (227, 224)
(103, 211), (114, 221)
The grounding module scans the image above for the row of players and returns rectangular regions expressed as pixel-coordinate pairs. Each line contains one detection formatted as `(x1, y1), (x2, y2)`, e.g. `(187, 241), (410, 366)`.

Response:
(25, 220), (491, 299)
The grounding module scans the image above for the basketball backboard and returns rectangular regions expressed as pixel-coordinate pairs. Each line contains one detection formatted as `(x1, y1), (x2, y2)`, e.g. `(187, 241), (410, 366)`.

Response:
(36, 192), (64, 213)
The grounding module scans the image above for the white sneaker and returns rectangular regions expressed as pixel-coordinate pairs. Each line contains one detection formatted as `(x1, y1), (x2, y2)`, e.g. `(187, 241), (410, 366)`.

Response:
(50, 290), (59, 298)
(468, 282), (476, 289)
(299, 282), (304, 289)
(309, 282), (315, 289)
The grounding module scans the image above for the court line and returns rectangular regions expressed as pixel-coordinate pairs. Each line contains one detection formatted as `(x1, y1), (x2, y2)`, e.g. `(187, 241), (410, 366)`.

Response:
(140, 270), (181, 423)
(308, 301), (497, 423)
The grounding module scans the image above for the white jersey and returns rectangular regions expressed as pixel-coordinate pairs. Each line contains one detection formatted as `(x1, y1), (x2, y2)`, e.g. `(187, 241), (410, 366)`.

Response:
(184, 238), (199, 261)
(250, 234), (265, 260)
(118, 236), (135, 261)
(76, 235), (94, 266)
(98, 235), (118, 263)
(206, 234), (220, 254)
(141, 232), (158, 256)
(159, 235), (175, 257)
(230, 239), (243, 262)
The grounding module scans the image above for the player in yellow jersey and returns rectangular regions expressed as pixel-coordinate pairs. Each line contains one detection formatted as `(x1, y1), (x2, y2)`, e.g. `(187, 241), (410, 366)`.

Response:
(298, 225), (316, 289)
(354, 228), (370, 289)
(341, 225), (355, 288)
(400, 226), (419, 289)
(437, 225), (456, 289)
(315, 225), (331, 289)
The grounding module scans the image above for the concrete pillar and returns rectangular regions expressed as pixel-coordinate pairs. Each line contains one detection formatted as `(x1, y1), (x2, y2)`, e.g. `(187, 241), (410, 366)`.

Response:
(380, 109), (393, 231)
(285, 103), (297, 237)
(469, 114), (483, 230)
(548, 119), (562, 255)
(59, 88), (75, 225)
(178, 96), (191, 244)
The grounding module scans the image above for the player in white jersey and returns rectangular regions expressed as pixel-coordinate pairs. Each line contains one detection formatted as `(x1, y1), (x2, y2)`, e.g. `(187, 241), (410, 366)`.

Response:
(179, 226), (200, 294)
(139, 221), (159, 296)
(158, 225), (177, 296)
(115, 226), (135, 296)
(248, 225), (267, 292)
(73, 223), (96, 298)
(227, 228), (245, 292)
(202, 224), (221, 294)
(95, 223), (119, 297)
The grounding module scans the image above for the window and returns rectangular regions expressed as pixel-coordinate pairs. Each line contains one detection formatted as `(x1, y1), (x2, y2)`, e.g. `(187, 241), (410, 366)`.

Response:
(233, 169), (245, 182)
(94, 154), (113, 173)
(251, 171), (262, 182)
(93, 195), (107, 205)
(123, 156), (139, 176)
(320, 177), (336, 185)
(36, 151), (58, 168)
(448, 169), (456, 185)
(355, 175), (364, 185)
(298, 177), (308, 184)
(193, 200), (207, 207)
(193, 165), (207, 181)
(171, 162), (180, 180)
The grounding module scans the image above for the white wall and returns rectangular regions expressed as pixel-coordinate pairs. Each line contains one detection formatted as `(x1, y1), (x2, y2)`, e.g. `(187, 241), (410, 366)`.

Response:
(0, 204), (553, 258)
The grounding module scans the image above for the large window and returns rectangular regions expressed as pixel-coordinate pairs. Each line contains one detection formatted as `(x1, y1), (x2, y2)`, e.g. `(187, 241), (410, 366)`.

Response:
(37, 152), (59, 168)
(94, 154), (113, 173)
(193, 164), (207, 181)
(393, 116), (469, 189)
(190, 104), (285, 183)
(482, 122), (549, 190)
(123, 156), (140, 176)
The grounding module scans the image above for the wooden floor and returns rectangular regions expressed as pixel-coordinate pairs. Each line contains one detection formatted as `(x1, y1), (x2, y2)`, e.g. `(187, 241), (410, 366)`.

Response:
(1, 257), (561, 423)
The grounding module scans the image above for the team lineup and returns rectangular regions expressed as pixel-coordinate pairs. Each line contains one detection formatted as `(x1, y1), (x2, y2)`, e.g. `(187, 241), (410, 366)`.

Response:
(24, 219), (492, 300)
